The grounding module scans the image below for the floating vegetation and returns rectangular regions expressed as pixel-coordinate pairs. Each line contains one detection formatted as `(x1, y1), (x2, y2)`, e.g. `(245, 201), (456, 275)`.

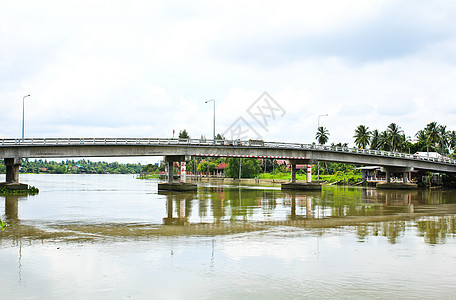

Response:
(0, 219), (7, 231)
(0, 185), (39, 196)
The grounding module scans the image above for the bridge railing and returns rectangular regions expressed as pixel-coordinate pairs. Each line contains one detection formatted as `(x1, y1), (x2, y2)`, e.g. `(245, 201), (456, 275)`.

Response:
(1, 137), (456, 165)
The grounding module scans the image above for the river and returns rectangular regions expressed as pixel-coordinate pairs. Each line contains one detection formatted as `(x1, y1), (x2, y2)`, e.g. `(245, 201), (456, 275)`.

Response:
(1, 174), (456, 299)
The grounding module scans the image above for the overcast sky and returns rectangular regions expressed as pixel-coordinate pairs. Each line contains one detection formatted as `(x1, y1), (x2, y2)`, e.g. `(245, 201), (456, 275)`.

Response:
(2, 0), (456, 151)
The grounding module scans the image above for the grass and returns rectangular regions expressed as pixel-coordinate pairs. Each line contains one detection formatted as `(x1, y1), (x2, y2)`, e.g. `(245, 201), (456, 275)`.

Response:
(137, 174), (160, 179)
(258, 172), (361, 184)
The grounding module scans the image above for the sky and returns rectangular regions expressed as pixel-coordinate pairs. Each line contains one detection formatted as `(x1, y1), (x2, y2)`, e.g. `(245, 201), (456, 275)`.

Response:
(1, 0), (456, 163)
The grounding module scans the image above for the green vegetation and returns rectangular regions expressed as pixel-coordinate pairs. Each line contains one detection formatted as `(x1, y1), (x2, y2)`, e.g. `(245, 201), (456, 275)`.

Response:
(0, 219), (6, 231)
(179, 129), (190, 139)
(225, 158), (261, 179)
(0, 159), (143, 175)
(352, 121), (456, 156)
(315, 126), (329, 145)
(0, 186), (39, 195)
(258, 170), (361, 184)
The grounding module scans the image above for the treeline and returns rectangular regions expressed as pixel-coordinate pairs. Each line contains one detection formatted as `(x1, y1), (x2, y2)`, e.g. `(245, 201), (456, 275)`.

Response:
(0, 159), (143, 174)
(353, 122), (456, 155)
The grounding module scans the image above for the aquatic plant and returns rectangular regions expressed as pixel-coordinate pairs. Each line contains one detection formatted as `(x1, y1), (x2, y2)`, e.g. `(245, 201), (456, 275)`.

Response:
(0, 219), (7, 231)
(0, 186), (39, 195)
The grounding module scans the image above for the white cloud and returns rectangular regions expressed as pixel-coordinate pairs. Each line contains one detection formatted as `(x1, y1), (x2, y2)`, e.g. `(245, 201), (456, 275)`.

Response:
(1, 0), (456, 149)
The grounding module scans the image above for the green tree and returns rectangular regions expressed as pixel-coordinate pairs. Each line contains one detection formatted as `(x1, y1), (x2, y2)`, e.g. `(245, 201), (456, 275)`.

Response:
(353, 125), (371, 149)
(315, 126), (329, 145)
(179, 129), (190, 139)
(225, 158), (261, 178)
(387, 123), (403, 152)
(425, 122), (440, 154)
(448, 131), (456, 154)
(438, 125), (449, 155)
(415, 129), (427, 152)
(370, 129), (380, 150)
(378, 131), (390, 151)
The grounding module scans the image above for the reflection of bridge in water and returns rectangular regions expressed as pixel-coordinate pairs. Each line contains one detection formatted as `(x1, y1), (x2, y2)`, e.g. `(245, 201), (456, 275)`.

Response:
(2, 188), (456, 244)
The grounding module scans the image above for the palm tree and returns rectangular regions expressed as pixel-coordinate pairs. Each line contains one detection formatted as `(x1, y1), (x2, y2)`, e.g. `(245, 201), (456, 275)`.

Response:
(425, 122), (440, 154)
(415, 129), (427, 152)
(353, 125), (371, 149)
(315, 126), (329, 145)
(438, 125), (449, 155)
(370, 129), (380, 150)
(378, 131), (390, 151)
(448, 130), (456, 154)
(386, 123), (403, 152)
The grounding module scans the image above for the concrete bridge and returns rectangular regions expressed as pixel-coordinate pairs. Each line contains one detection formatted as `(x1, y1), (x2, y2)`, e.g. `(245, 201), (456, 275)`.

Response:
(1, 137), (456, 189)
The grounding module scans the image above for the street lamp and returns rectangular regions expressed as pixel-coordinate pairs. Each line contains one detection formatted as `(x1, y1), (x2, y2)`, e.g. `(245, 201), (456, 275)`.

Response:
(205, 99), (215, 141)
(22, 94), (31, 140)
(318, 114), (328, 129)
(317, 114), (328, 181)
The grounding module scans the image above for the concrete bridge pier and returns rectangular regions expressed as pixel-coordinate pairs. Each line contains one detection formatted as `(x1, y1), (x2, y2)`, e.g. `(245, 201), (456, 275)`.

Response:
(158, 155), (197, 191)
(0, 158), (28, 190)
(282, 160), (322, 191)
(377, 167), (417, 189)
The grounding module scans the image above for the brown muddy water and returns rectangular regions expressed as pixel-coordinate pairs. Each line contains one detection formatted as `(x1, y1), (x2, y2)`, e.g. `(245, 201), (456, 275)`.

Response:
(1, 174), (456, 299)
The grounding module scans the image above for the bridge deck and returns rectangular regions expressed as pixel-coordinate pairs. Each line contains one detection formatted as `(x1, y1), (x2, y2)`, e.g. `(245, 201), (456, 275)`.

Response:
(1, 138), (456, 173)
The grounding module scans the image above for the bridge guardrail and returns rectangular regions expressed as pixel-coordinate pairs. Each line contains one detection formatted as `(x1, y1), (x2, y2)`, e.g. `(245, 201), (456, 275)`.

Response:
(1, 137), (456, 165)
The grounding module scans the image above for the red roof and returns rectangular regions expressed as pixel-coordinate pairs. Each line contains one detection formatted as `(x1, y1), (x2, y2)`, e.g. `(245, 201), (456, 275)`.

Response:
(216, 163), (227, 170)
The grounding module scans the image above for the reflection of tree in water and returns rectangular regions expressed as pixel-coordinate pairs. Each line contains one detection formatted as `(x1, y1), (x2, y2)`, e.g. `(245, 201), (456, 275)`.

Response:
(326, 188), (385, 217)
(223, 188), (264, 221)
(355, 221), (407, 244)
(416, 216), (456, 244)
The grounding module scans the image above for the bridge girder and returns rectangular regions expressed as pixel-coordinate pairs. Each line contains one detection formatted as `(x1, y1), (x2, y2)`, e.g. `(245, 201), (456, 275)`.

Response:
(1, 143), (456, 174)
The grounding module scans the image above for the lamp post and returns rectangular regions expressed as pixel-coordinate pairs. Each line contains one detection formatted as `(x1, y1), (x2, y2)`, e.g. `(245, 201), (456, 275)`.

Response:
(22, 94), (31, 140)
(318, 114), (328, 129)
(317, 114), (328, 181)
(205, 99), (215, 142)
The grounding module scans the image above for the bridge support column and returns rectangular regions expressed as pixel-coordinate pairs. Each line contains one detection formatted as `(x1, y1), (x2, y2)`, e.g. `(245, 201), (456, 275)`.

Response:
(307, 164), (312, 183)
(403, 172), (408, 183)
(282, 159), (321, 191)
(159, 155), (197, 191)
(386, 171), (391, 183)
(0, 158), (28, 190)
(291, 164), (296, 183)
(377, 167), (417, 189)
(167, 160), (174, 183)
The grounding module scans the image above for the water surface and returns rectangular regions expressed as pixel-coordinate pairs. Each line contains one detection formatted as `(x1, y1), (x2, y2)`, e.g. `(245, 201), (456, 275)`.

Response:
(1, 174), (456, 299)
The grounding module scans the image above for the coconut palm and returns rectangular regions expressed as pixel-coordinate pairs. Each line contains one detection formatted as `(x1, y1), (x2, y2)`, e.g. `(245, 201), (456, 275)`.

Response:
(448, 130), (456, 154)
(378, 131), (391, 151)
(425, 122), (440, 154)
(415, 129), (427, 152)
(370, 129), (380, 150)
(386, 123), (403, 152)
(438, 125), (449, 155)
(315, 126), (329, 145)
(353, 125), (371, 149)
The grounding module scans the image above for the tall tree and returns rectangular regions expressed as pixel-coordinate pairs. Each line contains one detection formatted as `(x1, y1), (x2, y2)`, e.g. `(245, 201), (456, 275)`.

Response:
(225, 158), (261, 178)
(353, 125), (371, 149)
(448, 130), (456, 154)
(387, 123), (403, 152)
(425, 122), (440, 154)
(315, 126), (329, 145)
(378, 131), (390, 151)
(179, 129), (190, 139)
(438, 125), (449, 155)
(370, 129), (380, 150)
(415, 129), (427, 152)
